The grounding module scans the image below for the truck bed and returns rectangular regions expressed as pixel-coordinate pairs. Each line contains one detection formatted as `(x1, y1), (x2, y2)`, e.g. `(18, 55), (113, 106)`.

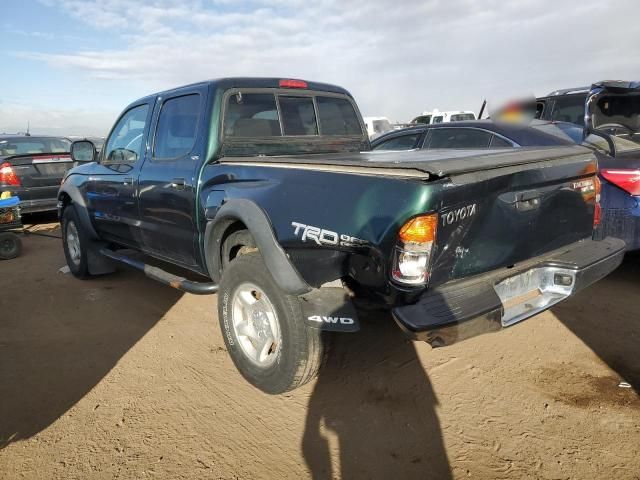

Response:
(220, 145), (594, 179)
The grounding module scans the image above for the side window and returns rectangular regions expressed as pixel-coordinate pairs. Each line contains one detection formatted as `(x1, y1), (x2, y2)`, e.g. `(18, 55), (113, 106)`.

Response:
(551, 96), (586, 126)
(432, 116), (444, 124)
(373, 134), (419, 151)
(225, 93), (281, 137)
(427, 128), (492, 149)
(316, 97), (362, 135)
(535, 101), (546, 119)
(154, 94), (200, 159)
(103, 104), (149, 164)
(278, 96), (318, 135)
(489, 135), (514, 148)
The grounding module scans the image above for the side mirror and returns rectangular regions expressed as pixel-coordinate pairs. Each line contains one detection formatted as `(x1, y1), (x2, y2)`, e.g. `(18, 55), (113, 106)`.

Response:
(70, 140), (96, 163)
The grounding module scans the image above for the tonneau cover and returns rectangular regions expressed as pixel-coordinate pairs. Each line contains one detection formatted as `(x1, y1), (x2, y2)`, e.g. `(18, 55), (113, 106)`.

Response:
(220, 145), (593, 178)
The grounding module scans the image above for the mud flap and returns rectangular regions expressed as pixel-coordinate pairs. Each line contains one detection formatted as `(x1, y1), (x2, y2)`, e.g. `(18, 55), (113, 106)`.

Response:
(87, 240), (116, 275)
(299, 287), (359, 332)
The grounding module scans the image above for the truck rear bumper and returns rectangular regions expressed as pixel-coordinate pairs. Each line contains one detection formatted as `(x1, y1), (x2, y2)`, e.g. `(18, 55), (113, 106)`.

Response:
(392, 237), (625, 347)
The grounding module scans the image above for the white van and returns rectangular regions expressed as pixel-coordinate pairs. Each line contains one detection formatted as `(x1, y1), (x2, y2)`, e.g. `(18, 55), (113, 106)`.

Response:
(363, 116), (393, 139)
(410, 109), (476, 125)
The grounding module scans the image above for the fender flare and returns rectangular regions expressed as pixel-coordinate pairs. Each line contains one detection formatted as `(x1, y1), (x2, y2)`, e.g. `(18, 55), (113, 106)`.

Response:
(204, 199), (311, 295)
(58, 182), (99, 239)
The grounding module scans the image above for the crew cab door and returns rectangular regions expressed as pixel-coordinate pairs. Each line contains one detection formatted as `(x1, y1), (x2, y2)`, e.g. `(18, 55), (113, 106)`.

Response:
(137, 88), (206, 267)
(86, 102), (152, 246)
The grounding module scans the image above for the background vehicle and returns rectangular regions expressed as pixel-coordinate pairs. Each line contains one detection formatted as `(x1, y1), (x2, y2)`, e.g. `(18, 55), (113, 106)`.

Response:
(370, 120), (574, 150)
(373, 117), (640, 252)
(0, 135), (72, 213)
(410, 109), (476, 125)
(363, 116), (393, 139)
(60, 78), (623, 394)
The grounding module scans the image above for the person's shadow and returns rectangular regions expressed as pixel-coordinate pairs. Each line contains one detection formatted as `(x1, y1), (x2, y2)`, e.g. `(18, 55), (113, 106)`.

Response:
(302, 310), (452, 479)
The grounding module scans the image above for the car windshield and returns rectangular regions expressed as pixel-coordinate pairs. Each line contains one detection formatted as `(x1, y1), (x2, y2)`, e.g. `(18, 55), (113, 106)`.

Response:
(0, 137), (71, 156)
(450, 113), (475, 121)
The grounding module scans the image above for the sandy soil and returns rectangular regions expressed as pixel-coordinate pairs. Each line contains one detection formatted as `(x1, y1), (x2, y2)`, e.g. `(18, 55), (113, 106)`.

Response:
(1, 216), (638, 479)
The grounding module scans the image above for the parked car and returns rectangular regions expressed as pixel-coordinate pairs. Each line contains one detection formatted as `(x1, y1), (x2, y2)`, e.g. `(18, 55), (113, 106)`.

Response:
(533, 121), (640, 251)
(60, 77), (623, 394)
(363, 116), (393, 139)
(372, 117), (640, 252)
(0, 135), (72, 213)
(410, 109), (476, 125)
(370, 120), (575, 151)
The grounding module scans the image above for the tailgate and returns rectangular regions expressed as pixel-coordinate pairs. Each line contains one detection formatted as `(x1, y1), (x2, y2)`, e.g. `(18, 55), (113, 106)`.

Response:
(428, 147), (599, 286)
(2, 153), (72, 189)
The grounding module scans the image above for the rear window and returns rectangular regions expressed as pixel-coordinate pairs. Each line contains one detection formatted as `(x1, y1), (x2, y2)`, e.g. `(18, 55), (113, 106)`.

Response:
(0, 137), (70, 156)
(450, 113), (475, 122)
(317, 97), (362, 135)
(427, 128), (492, 149)
(224, 92), (362, 138)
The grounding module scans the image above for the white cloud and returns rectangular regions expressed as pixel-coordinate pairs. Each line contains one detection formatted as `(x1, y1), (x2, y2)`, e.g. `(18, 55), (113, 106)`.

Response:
(0, 101), (116, 136)
(18, 0), (640, 130)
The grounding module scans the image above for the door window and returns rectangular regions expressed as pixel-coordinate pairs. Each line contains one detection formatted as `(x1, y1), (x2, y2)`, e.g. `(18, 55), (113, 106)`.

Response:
(489, 135), (514, 148)
(154, 94), (201, 159)
(373, 134), (420, 150)
(103, 104), (149, 165)
(432, 116), (444, 124)
(551, 95), (586, 126)
(427, 128), (493, 148)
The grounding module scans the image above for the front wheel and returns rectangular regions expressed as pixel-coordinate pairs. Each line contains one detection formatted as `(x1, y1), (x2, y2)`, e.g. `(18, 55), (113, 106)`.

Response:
(62, 205), (90, 278)
(218, 252), (327, 394)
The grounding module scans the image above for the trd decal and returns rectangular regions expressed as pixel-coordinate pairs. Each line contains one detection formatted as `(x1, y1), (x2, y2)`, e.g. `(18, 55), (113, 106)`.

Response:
(291, 222), (367, 247)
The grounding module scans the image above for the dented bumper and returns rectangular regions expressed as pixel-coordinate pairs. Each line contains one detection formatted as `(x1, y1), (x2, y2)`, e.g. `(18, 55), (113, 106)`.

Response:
(392, 237), (625, 347)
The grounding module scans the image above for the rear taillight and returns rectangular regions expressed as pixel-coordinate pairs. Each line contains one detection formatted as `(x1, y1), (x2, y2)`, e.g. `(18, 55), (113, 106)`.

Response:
(600, 169), (640, 196)
(0, 163), (20, 186)
(594, 175), (602, 227)
(392, 213), (438, 285)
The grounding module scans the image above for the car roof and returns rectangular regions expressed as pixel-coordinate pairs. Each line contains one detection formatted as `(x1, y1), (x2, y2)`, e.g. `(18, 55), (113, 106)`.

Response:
(370, 120), (576, 147)
(0, 134), (71, 141)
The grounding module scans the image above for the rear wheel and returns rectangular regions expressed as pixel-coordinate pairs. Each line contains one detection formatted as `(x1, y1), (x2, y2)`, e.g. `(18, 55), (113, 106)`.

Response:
(62, 206), (90, 278)
(0, 232), (22, 260)
(218, 252), (327, 394)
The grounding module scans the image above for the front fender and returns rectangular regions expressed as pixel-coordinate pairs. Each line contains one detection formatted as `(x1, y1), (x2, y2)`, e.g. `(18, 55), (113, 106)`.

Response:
(204, 198), (311, 295)
(58, 179), (98, 239)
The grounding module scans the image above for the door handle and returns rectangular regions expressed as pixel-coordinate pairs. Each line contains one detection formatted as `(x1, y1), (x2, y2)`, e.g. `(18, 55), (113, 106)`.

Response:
(171, 177), (186, 190)
(123, 177), (134, 186)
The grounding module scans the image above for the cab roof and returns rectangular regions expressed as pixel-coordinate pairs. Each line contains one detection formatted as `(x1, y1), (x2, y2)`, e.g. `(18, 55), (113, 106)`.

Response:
(127, 77), (353, 109)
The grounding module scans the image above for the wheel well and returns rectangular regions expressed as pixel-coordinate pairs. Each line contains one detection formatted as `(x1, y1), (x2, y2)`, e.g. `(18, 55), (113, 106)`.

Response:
(220, 221), (257, 266)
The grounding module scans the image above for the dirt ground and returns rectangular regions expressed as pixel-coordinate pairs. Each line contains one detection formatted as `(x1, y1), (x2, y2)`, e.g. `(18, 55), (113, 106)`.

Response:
(1, 215), (639, 480)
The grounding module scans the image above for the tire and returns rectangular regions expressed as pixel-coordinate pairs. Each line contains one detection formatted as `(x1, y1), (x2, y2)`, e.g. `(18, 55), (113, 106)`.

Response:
(61, 205), (90, 278)
(218, 252), (327, 394)
(0, 232), (22, 260)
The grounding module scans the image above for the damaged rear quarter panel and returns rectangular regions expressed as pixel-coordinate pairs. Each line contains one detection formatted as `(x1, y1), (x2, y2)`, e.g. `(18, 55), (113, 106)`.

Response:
(200, 162), (442, 291)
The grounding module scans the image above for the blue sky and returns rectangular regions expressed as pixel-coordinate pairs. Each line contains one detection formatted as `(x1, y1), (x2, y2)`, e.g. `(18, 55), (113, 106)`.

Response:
(2, 0), (640, 135)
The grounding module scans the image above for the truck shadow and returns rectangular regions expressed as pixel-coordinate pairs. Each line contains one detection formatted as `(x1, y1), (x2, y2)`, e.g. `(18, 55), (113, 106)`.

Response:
(551, 252), (640, 392)
(302, 311), (452, 480)
(0, 231), (183, 448)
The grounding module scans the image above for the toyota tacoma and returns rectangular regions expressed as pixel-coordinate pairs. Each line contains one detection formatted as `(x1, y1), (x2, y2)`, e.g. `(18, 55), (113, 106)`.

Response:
(59, 78), (624, 393)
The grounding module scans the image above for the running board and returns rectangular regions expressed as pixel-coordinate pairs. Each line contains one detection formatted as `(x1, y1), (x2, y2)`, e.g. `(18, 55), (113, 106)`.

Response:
(99, 248), (218, 295)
